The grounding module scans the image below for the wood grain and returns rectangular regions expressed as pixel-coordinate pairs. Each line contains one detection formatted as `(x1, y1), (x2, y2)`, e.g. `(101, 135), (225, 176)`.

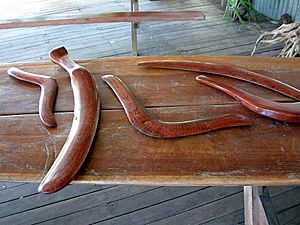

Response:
(1, 56), (299, 115)
(38, 47), (100, 193)
(0, 56), (300, 186)
(1, 105), (300, 186)
(102, 75), (252, 138)
(196, 75), (300, 123)
(244, 187), (270, 225)
(137, 60), (300, 100)
(7, 67), (58, 127)
(0, 11), (205, 29)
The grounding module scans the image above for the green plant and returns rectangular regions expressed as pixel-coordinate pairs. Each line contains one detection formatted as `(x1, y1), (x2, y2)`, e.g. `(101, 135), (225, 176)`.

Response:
(225, 0), (257, 26)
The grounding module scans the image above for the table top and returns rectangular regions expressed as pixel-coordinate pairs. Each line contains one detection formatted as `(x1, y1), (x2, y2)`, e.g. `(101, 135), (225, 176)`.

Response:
(1, 55), (300, 186)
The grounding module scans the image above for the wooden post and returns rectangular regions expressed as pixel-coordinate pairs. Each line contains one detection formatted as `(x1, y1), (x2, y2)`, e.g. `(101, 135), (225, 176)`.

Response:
(244, 186), (268, 225)
(244, 186), (279, 225)
(131, 0), (139, 56)
(221, 0), (227, 8)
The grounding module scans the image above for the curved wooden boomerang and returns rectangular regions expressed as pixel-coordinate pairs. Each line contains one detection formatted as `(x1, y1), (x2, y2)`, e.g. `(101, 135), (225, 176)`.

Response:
(137, 60), (300, 101)
(196, 75), (300, 123)
(7, 67), (58, 127)
(102, 75), (252, 138)
(38, 47), (100, 193)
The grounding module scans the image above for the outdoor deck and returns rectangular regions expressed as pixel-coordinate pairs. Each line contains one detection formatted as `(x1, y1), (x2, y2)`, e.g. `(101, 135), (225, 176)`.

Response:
(0, 0), (299, 224)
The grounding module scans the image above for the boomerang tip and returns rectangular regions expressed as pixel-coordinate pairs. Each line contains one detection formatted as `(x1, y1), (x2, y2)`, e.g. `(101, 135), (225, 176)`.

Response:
(7, 67), (21, 77)
(49, 46), (69, 64)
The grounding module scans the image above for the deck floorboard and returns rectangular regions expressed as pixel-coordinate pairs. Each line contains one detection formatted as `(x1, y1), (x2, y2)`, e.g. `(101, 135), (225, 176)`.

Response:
(0, 0), (299, 224)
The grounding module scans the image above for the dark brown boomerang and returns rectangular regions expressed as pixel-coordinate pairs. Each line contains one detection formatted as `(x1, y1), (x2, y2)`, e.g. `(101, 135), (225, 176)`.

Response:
(102, 75), (252, 138)
(137, 60), (300, 101)
(7, 67), (58, 127)
(196, 75), (300, 123)
(38, 47), (100, 193)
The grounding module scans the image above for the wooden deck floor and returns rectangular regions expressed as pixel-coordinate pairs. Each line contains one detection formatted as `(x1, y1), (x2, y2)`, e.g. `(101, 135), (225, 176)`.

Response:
(0, 0), (299, 224)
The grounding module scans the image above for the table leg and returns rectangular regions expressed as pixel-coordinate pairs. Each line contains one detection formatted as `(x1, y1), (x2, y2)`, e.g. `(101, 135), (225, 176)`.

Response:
(244, 186), (279, 225)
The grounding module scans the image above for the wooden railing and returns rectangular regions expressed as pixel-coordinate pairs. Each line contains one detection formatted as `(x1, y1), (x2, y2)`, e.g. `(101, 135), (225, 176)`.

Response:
(0, 1), (205, 56)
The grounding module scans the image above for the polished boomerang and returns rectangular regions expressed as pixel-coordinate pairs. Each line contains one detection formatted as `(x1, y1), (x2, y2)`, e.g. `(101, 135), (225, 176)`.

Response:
(138, 60), (300, 123)
(102, 74), (252, 138)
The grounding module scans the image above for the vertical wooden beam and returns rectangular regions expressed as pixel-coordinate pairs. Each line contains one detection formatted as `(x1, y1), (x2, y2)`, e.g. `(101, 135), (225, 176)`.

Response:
(131, 0), (139, 56)
(244, 186), (280, 225)
(244, 186), (269, 225)
(221, 0), (227, 8)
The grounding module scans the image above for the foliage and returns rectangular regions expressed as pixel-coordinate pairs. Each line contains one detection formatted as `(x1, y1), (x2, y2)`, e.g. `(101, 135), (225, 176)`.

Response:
(225, 0), (257, 26)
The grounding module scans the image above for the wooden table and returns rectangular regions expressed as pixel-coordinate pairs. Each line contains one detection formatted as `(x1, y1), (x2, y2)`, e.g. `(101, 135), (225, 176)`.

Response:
(0, 56), (299, 223)
(1, 55), (300, 185)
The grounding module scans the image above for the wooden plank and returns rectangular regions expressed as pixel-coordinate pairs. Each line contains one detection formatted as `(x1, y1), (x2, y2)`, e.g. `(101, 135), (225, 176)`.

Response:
(1, 3), (218, 44)
(0, 11), (205, 29)
(1, 56), (299, 115)
(0, 9), (275, 63)
(277, 204), (300, 225)
(268, 186), (299, 197)
(137, 0), (213, 12)
(0, 186), (157, 224)
(284, 215), (300, 225)
(0, 186), (147, 219)
(0, 181), (26, 190)
(143, 191), (244, 225)
(173, 30), (258, 52)
(32, 187), (240, 225)
(0, 183), (39, 204)
(158, 22), (250, 45)
(202, 209), (244, 225)
(0, 56), (300, 186)
(1, 105), (300, 186)
(0, 0), (128, 21)
(267, 187), (300, 225)
(0, 184), (111, 217)
(272, 187), (300, 212)
(0, 0), (211, 22)
(0, 6), (237, 56)
(92, 187), (242, 225)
